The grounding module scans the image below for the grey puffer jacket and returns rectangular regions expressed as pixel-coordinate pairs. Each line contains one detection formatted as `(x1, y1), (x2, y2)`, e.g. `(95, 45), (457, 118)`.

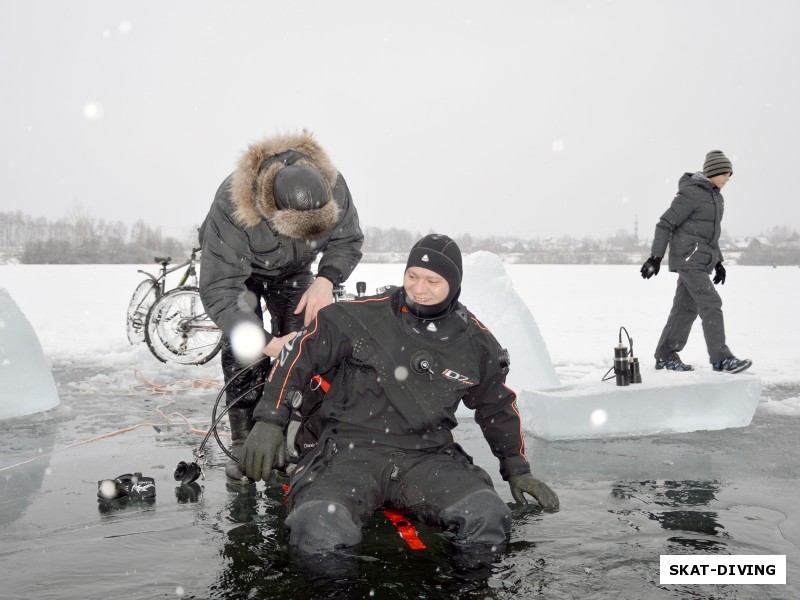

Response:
(199, 132), (363, 340)
(650, 172), (724, 273)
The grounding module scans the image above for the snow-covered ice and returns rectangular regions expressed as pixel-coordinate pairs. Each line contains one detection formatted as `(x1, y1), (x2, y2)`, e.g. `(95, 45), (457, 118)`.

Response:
(0, 289), (59, 419)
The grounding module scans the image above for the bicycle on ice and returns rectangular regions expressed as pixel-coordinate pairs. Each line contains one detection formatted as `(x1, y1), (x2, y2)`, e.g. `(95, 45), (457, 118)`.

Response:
(126, 247), (224, 365)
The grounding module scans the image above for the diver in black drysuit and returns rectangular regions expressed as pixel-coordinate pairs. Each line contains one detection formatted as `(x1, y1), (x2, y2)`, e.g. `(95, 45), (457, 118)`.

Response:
(241, 234), (559, 561)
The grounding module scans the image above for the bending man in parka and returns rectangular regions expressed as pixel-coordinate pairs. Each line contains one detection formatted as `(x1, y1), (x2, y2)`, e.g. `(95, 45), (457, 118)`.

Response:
(199, 132), (363, 484)
(640, 150), (751, 373)
(241, 234), (559, 559)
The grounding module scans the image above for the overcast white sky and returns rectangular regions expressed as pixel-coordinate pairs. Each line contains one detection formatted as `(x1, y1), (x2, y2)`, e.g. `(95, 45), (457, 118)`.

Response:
(2, 1), (798, 241)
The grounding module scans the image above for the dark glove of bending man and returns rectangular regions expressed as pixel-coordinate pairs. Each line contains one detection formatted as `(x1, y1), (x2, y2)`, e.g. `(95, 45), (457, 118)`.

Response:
(508, 473), (559, 509)
(640, 256), (661, 279)
(241, 421), (287, 482)
(713, 261), (726, 285)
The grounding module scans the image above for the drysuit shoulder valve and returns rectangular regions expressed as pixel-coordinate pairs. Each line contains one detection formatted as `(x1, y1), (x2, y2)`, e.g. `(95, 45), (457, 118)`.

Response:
(410, 350), (434, 380)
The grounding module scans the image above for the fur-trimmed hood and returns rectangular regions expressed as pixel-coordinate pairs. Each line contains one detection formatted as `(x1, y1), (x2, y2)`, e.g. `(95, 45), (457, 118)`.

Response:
(229, 132), (342, 239)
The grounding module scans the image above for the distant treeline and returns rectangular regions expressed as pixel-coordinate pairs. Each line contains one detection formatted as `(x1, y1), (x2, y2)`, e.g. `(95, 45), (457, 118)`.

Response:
(2, 211), (798, 265)
(361, 225), (800, 266)
(0, 210), (195, 264)
(362, 226), (655, 264)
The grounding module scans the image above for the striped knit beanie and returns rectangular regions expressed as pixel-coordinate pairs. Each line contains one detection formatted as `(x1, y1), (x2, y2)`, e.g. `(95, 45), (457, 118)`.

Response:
(703, 150), (733, 178)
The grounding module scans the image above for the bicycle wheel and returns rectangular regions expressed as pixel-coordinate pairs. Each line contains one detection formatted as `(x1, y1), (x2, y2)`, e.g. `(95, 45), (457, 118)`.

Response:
(145, 287), (223, 365)
(126, 279), (158, 344)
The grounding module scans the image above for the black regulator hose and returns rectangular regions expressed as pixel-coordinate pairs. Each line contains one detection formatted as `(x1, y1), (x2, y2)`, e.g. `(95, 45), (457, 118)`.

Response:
(174, 355), (271, 484)
(210, 380), (266, 462)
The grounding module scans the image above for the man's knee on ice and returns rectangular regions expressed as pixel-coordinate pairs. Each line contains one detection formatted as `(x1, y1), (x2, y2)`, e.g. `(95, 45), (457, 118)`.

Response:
(286, 500), (361, 553)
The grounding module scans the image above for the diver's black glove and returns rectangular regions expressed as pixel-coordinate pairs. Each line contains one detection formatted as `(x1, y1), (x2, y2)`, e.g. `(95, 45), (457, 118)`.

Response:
(508, 473), (559, 509)
(713, 261), (726, 285)
(241, 421), (286, 482)
(640, 256), (661, 279)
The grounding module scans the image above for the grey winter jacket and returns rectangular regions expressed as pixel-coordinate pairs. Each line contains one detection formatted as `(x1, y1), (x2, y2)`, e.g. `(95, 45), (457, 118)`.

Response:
(650, 172), (724, 273)
(199, 133), (363, 340)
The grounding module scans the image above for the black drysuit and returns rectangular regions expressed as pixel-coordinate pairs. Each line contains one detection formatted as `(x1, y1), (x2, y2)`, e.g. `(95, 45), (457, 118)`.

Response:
(254, 287), (530, 553)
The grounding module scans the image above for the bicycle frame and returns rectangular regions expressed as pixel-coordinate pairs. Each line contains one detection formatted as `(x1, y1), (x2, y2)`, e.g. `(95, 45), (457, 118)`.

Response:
(137, 247), (201, 298)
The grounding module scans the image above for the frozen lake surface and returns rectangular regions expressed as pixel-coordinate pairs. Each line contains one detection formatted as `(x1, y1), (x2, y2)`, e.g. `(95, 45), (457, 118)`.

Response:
(1, 262), (798, 598)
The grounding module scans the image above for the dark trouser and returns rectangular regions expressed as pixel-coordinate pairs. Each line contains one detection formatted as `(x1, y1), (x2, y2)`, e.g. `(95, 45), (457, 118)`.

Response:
(655, 269), (731, 364)
(221, 272), (313, 409)
(220, 272), (314, 483)
(284, 438), (511, 556)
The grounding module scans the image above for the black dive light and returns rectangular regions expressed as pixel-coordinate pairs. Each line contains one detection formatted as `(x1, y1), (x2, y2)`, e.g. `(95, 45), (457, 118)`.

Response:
(614, 344), (630, 386)
(603, 327), (642, 386)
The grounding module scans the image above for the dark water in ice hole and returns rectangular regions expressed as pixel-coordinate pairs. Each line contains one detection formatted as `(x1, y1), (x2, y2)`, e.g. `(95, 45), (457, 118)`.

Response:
(1, 363), (798, 599)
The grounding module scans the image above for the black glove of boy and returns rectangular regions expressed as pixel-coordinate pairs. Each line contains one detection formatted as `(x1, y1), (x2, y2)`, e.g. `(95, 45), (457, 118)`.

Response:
(640, 256), (661, 279)
(713, 261), (726, 285)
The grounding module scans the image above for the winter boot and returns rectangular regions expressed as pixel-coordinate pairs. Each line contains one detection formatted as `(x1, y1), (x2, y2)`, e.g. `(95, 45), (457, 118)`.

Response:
(655, 358), (694, 371)
(713, 356), (752, 374)
(225, 407), (255, 485)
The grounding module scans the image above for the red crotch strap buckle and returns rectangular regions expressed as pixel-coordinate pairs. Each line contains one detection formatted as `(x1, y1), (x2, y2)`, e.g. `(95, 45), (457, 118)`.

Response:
(383, 509), (426, 550)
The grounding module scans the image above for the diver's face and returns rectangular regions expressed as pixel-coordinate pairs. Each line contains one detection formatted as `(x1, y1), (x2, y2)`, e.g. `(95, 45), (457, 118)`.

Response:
(404, 266), (449, 306)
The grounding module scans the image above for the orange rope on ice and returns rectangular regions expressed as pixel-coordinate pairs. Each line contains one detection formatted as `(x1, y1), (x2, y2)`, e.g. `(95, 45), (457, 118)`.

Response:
(131, 370), (223, 395)
(0, 423), (173, 473)
(154, 400), (221, 436)
(68, 370), (223, 397)
(0, 401), (229, 474)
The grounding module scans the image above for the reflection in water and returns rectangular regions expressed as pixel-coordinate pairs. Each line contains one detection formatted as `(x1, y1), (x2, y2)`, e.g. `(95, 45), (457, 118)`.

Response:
(0, 414), (57, 527)
(175, 482), (203, 504)
(210, 482), (298, 599)
(611, 479), (720, 507)
(97, 496), (157, 517)
(0, 458), (52, 526)
(611, 479), (728, 551)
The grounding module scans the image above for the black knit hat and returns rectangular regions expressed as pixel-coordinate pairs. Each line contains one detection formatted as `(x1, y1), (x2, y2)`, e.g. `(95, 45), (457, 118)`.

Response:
(703, 150), (733, 178)
(273, 164), (330, 211)
(404, 234), (462, 319)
